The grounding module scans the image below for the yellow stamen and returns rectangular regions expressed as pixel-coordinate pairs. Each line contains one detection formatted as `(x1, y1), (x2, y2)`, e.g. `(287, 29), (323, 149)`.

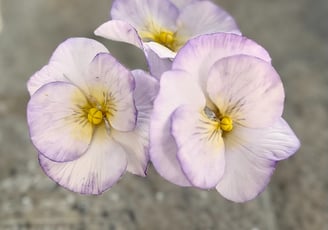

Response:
(87, 107), (103, 125)
(220, 116), (233, 132)
(157, 30), (176, 51)
(140, 29), (178, 51)
(157, 31), (175, 48)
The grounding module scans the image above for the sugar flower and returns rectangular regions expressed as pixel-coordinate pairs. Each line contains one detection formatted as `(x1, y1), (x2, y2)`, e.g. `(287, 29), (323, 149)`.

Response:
(27, 38), (158, 194)
(94, 0), (240, 78)
(150, 33), (300, 202)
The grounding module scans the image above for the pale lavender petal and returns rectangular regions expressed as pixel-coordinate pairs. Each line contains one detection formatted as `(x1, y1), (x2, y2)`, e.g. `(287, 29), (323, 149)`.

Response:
(39, 127), (128, 195)
(216, 137), (275, 202)
(87, 53), (136, 132)
(49, 38), (109, 90)
(112, 70), (159, 176)
(143, 42), (176, 59)
(176, 1), (240, 39)
(216, 118), (300, 202)
(170, 0), (200, 9)
(172, 33), (271, 96)
(150, 70), (206, 186)
(111, 0), (179, 32)
(131, 69), (159, 111)
(27, 38), (108, 95)
(27, 82), (93, 162)
(94, 20), (143, 49)
(171, 105), (225, 188)
(27, 65), (65, 96)
(207, 55), (284, 128)
(225, 118), (300, 162)
(144, 47), (172, 79)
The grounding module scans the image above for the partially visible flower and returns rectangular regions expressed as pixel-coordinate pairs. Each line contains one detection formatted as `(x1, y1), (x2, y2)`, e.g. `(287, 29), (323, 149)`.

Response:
(95, 0), (240, 78)
(27, 38), (158, 194)
(150, 33), (300, 202)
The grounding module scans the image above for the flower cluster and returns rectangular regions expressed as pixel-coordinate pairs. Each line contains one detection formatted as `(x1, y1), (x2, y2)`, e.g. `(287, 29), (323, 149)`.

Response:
(27, 0), (300, 202)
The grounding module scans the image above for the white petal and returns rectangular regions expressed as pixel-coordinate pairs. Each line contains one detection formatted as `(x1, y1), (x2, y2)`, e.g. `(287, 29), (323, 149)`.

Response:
(27, 82), (92, 162)
(176, 1), (240, 39)
(216, 118), (300, 202)
(112, 70), (159, 176)
(87, 53), (136, 132)
(131, 69), (159, 112)
(94, 20), (143, 49)
(172, 33), (271, 96)
(207, 55), (284, 128)
(49, 38), (109, 90)
(150, 70), (206, 186)
(171, 105), (225, 188)
(170, 0), (198, 9)
(27, 38), (108, 95)
(225, 118), (300, 162)
(111, 0), (179, 32)
(27, 65), (65, 96)
(143, 42), (176, 59)
(39, 127), (128, 195)
(144, 47), (172, 79)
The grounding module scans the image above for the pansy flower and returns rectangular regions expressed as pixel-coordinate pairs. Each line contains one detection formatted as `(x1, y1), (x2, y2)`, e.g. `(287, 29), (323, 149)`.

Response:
(27, 38), (158, 194)
(94, 0), (240, 78)
(150, 33), (300, 202)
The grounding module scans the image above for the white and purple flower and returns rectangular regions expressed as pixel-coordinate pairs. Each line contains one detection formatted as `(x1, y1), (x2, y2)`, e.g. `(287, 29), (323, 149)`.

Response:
(27, 38), (158, 194)
(150, 33), (300, 202)
(94, 0), (240, 78)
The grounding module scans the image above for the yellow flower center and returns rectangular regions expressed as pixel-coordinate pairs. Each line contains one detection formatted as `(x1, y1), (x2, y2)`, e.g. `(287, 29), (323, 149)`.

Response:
(87, 107), (103, 125)
(139, 28), (180, 52)
(220, 116), (233, 132)
(204, 107), (233, 133)
(153, 31), (177, 51)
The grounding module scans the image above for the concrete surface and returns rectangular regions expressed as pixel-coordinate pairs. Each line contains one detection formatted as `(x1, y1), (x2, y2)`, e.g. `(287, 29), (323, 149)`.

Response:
(0, 0), (327, 229)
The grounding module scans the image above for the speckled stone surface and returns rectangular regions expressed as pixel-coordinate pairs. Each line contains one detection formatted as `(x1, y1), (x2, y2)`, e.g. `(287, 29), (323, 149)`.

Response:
(0, 0), (327, 229)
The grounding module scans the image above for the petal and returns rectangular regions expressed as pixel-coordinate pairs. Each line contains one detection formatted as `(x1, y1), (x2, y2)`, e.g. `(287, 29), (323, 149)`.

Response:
(150, 70), (206, 186)
(143, 42), (176, 59)
(94, 20), (143, 49)
(27, 65), (65, 96)
(111, 70), (159, 176)
(27, 82), (93, 162)
(39, 126), (128, 195)
(144, 47), (172, 79)
(176, 1), (240, 39)
(216, 118), (300, 202)
(207, 55), (284, 128)
(226, 118), (300, 162)
(27, 38), (109, 95)
(172, 33), (271, 95)
(111, 0), (179, 32)
(170, 0), (198, 9)
(50, 38), (109, 90)
(87, 53), (137, 132)
(131, 69), (159, 111)
(171, 105), (225, 188)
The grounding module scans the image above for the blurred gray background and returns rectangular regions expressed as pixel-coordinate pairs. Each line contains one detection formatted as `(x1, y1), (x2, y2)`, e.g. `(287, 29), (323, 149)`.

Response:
(0, 0), (327, 229)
